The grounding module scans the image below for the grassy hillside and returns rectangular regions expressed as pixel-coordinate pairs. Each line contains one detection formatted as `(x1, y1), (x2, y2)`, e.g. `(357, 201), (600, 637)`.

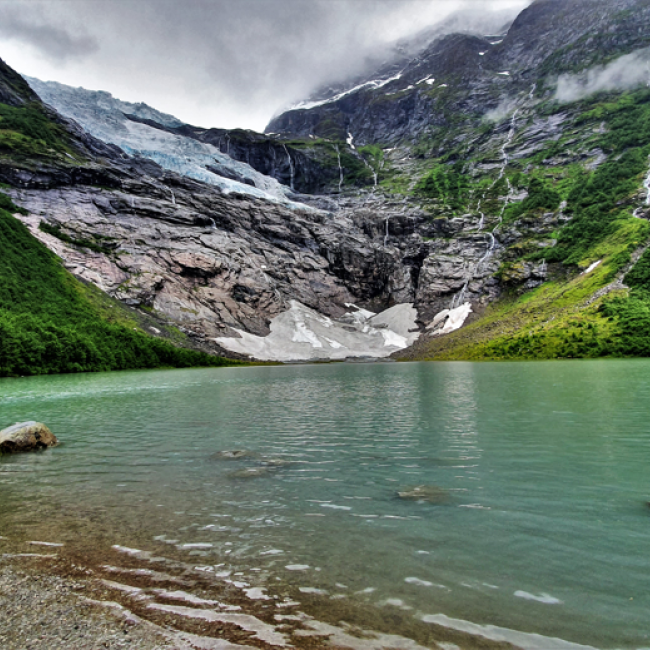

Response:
(400, 88), (650, 361)
(0, 196), (238, 377)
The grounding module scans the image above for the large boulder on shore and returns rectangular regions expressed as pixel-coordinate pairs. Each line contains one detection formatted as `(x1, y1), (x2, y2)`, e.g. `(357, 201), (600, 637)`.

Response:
(0, 421), (58, 453)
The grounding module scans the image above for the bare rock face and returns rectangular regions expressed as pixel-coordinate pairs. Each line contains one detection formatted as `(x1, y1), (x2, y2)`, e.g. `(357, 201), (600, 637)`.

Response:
(0, 422), (58, 453)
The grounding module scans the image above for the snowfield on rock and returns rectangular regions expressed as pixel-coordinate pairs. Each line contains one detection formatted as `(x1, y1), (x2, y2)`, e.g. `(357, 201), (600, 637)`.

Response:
(215, 301), (419, 361)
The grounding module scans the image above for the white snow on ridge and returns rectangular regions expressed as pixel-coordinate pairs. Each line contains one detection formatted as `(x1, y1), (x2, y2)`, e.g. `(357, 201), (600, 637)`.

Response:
(26, 77), (309, 210)
(289, 72), (405, 111)
(215, 300), (419, 362)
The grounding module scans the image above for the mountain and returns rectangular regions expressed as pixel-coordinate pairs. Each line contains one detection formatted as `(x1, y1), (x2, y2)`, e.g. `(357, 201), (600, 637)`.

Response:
(0, 58), (427, 367)
(4, 0), (650, 368)
(0, 67), (238, 375)
(267, 0), (650, 144)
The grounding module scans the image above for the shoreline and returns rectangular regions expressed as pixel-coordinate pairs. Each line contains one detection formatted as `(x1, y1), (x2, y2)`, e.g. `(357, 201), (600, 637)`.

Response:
(0, 534), (600, 650)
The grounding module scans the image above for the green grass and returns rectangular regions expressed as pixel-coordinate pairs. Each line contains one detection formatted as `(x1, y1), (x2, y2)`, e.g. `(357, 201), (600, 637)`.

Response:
(0, 197), (239, 377)
(414, 162), (470, 213)
(0, 101), (80, 161)
(399, 87), (650, 361)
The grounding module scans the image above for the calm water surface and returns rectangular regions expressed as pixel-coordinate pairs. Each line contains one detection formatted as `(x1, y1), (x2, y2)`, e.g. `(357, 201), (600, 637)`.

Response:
(0, 361), (649, 648)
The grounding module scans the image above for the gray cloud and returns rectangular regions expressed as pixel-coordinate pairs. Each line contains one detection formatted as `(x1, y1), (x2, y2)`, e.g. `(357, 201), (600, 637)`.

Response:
(555, 49), (650, 103)
(0, 6), (98, 61)
(0, 0), (530, 130)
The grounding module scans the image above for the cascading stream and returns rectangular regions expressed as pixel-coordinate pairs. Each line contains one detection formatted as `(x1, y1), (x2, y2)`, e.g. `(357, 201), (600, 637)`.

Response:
(282, 144), (295, 191)
(633, 155), (650, 217)
(362, 157), (378, 187)
(335, 145), (344, 193)
(450, 110), (519, 308)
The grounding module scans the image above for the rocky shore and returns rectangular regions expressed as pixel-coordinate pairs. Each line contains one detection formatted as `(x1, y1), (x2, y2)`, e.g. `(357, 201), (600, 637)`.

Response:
(0, 562), (179, 650)
(0, 535), (525, 650)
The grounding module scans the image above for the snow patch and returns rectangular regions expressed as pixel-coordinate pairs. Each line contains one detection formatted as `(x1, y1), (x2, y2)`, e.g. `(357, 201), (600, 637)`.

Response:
(427, 303), (473, 336)
(215, 301), (419, 362)
(581, 260), (602, 275)
(289, 72), (404, 110)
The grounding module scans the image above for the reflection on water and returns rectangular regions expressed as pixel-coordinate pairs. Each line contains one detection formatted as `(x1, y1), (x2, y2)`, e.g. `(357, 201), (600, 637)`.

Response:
(1, 361), (649, 648)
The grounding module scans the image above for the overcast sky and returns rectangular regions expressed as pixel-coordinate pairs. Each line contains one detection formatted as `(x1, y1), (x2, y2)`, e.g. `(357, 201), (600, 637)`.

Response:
(0, 0), (530, 131)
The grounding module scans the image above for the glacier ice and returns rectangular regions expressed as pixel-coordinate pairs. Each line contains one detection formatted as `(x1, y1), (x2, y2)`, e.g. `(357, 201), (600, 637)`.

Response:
(26, 77), (310, 210)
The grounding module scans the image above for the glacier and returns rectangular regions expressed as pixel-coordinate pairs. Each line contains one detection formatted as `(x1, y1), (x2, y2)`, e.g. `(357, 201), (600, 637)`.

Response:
(26, 77), (309, 210)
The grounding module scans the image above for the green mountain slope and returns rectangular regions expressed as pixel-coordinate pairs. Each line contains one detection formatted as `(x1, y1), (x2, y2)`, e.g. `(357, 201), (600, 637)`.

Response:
(398, 88), (650, 360)
(0, 196), (237, 376)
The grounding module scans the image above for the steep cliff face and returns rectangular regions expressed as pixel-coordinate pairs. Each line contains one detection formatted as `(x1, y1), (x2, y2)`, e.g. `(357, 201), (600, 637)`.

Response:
(0, 60), (429, 361)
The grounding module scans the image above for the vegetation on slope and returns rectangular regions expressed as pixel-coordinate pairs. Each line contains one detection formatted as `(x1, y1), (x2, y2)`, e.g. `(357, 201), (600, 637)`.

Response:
(0, 101), (81, 162)
(401, 87), (650, 360)
(0, 195), (237, 377)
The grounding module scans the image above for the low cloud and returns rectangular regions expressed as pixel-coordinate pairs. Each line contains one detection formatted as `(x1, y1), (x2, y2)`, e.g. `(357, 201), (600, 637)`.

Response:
(0, 0), (530, 130)
(484, 97), (520, 123)
(555, 49), (650, 103)
(0, 7), (97, 62)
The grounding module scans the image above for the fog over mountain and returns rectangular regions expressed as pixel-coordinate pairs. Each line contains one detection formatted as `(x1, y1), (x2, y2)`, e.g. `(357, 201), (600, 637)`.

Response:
(0, 0), (529, 130)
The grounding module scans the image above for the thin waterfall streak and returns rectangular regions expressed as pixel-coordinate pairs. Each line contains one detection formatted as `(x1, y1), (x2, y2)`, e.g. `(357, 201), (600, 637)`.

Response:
(335, 145), (344, 193)
(362, 157), (378, 187)
(282, 144), (295, 191)
(451, 110), (519, 307)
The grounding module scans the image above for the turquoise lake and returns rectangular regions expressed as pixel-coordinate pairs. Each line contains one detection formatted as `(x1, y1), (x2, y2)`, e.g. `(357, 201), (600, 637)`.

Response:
(0, 360), (649, 648)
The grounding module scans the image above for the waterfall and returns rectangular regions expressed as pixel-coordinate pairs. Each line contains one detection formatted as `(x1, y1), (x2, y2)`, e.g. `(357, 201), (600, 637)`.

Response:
(282, 144), (295, 191)
(362, 157), (378, 187)
(225, 134), (231, 156)
(169, 188), (176, 205)
(451, 110), (519, 308)
(270, 146), (277, 179)
(476, 198), (485, 231)
(528, 83), (537, 101)
(335, 145), (344, 193)
(384, 218), (390, 247)
(633, 155), (650, 217)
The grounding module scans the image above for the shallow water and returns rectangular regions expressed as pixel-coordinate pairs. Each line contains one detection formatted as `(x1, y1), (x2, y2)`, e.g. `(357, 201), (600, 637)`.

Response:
(1, 361), (649, 648)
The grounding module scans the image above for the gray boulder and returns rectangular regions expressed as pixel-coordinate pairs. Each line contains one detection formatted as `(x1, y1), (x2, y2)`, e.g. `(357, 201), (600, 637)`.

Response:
(0, 422), (58, 453)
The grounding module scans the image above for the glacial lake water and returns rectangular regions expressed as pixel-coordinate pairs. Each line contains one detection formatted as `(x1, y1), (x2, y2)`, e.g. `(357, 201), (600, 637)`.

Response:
(0, 360), (649, 648)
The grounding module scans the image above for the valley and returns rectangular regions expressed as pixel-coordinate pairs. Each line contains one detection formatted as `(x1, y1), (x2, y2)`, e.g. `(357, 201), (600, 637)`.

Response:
(3, 0), (650, 368)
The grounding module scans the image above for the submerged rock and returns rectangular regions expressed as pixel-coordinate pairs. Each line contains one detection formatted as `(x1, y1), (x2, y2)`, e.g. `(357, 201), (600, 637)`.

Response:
(397, 485), (449, 504)
(229, 467), (270, 479)
(260, 457), (293, 467)
(0, 422), (58, 453)
(211, 450), (255, 460)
